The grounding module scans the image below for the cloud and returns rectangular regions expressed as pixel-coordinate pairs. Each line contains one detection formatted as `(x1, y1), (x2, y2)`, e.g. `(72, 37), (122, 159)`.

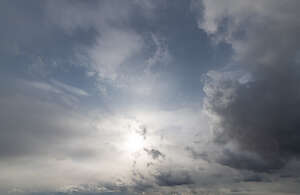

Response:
(88, 29), (143, 81)
(45, 0), (175, 105)
(0, 76), (93, 192)
(26, 79), (88, 97)
(25, 80), (63, 94)
(144, 148), (165, 160)
(46, 0), (145, 83)
(242, 174), (264, 182)
(145, 34), (172, 72)
(50, 79), (89, 96)
(154, 170), (194, 186)
(0, 94), (83, 159)
(218, 148), (284, 173)
(195, 0), (300, 172)
(24, 79), (88, 107)
(0, 78), (140, 192)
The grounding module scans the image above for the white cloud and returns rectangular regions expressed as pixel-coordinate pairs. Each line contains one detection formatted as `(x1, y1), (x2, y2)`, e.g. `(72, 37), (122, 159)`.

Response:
(50, 79), (89, 96)
(45, 0), (173, 100)
(23, 79), (89, 109)
(193, 0), (300, 66)
(25, 80), (62, 94)
(88, 29), (143, 81)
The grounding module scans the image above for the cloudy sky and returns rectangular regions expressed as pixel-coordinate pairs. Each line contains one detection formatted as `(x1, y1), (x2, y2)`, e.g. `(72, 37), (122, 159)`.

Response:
(2, 0), (300, 194)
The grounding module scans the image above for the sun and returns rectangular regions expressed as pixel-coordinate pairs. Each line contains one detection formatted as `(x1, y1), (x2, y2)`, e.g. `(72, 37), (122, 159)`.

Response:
(125, 133), (145, 153)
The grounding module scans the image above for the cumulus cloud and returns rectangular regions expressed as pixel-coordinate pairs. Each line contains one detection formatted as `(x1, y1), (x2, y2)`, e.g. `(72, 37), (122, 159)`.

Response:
(195, 0), (300, 172)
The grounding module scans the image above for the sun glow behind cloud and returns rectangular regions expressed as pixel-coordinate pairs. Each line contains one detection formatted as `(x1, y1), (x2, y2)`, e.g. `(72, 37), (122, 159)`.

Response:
(125, 132), (145, 153)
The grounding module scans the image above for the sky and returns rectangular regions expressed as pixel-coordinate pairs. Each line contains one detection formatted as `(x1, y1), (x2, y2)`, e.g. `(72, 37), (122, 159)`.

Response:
(1, 0), (300, 194)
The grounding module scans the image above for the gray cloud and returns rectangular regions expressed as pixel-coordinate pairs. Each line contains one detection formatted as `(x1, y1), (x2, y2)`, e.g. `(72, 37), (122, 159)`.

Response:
(218, 148), (284, 173)
(242, 175), (264, 183)
(154, 170), (194, 187)
(185, 146), (210, 162)
(198, 0), (300, 172)
(136, 125), (147, 140)
(0, 92), (85, 159)
(144, 148), (165, 160)
(0, 77), (131, 193)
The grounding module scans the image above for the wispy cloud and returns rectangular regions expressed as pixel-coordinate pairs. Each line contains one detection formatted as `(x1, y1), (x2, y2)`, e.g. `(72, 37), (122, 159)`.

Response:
(50, 79), (89, 96)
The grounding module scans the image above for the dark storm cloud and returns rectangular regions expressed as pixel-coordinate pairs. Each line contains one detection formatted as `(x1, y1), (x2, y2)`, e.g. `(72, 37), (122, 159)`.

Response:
(154, 171), (194, 186)
(210, 70), (300, 171)
(218, 148), (284, 173)
(242, 175), (264, 182)
(200, 0), (300, 172)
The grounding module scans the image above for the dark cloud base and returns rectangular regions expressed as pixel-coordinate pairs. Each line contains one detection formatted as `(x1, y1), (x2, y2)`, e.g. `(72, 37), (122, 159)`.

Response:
(206, 64), (300, 172)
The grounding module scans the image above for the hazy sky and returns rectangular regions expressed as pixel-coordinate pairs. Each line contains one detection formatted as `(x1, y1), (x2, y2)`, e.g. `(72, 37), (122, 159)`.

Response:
(1, 1), (300, 194)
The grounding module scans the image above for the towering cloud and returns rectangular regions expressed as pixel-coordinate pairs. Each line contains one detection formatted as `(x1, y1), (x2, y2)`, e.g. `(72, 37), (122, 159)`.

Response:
(197, 0), (300, 171)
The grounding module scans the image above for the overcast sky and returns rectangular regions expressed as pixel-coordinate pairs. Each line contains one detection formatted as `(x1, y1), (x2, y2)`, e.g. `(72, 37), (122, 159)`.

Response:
(1, 0), (300, 194)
